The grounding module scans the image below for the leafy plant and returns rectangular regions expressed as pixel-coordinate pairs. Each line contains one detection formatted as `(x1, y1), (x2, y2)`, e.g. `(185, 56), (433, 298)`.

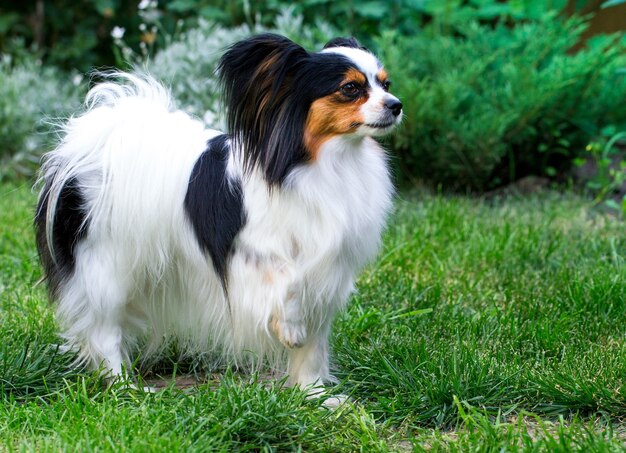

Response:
(0, 53), (81, 181)
(0, 1), (128, 72)
(377, 14), (626, 191)
(0, 0), (578, 71)
(575, 127), (626, 215)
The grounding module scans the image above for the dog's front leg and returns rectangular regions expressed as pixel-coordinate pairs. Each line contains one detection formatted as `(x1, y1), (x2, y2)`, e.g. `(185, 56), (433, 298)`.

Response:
(228, 247), (308, 353)
(269, 285), (307, 349)
(285, 325), (331, 388)
(269, 284), (332, 389)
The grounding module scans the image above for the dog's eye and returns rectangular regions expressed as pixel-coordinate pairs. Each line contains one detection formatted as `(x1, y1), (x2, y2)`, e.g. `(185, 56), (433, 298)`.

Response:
(381, 80), (391, 92)
(340, 82), (360, 98)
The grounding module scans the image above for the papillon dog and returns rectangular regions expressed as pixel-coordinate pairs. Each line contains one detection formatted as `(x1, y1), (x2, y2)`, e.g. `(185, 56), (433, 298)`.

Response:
(35, 34), (402, 395)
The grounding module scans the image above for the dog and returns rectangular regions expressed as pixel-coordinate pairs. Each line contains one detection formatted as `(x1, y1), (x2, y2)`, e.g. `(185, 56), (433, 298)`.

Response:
(35, 34), (402, 395)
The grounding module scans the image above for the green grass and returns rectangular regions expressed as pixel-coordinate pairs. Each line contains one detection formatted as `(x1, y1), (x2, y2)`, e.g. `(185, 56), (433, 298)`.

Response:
(2, 181), (626, 451)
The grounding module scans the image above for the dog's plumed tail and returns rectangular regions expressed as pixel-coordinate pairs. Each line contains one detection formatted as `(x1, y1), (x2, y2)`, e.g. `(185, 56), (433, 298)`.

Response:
(37, 72), (209, 285)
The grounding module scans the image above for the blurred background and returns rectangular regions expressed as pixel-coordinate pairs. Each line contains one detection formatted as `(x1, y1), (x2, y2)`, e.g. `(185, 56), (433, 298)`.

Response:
(0, 0), (625, 211)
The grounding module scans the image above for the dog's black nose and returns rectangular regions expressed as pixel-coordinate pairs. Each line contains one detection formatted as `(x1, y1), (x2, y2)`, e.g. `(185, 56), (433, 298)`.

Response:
(385, 99), (403, 116)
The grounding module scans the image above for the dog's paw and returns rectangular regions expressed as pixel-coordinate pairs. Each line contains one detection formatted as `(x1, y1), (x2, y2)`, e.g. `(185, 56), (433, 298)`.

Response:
(303, 386), (351, 409)
(270, 316), (307, 349)
(127, 382), (158, 393)
(321, 394), (350, 409)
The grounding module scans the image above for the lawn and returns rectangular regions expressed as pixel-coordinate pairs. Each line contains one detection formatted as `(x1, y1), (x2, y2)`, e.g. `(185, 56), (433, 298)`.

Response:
(1, 181), (626, 451)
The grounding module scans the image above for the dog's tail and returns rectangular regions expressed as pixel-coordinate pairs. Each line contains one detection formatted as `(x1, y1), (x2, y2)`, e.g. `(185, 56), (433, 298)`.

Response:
(35, 72), (207, 295)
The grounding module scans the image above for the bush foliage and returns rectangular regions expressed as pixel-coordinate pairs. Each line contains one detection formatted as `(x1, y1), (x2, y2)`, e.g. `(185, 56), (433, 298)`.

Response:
(1, 1), (624, 193)
(378, 15), (626, 190)
(0, 0), (575, 71)
(0, 55), (81, 180)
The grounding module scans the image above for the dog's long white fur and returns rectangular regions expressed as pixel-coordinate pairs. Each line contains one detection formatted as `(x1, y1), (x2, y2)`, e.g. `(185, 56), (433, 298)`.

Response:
(40, 72), (393, 389)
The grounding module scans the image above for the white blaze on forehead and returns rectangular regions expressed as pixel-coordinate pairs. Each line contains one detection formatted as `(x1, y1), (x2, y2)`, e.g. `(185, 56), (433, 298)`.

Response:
(321, 47), (382, 84)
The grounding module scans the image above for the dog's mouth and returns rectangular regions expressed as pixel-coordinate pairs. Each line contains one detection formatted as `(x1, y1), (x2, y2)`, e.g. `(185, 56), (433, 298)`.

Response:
(348, 118), (400, 136)
(364, 121), (396, 129)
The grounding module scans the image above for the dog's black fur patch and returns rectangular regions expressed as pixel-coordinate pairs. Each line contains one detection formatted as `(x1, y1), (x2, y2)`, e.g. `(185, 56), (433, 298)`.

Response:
(35, 177), (89, 298)
(184, 134), (246, 285)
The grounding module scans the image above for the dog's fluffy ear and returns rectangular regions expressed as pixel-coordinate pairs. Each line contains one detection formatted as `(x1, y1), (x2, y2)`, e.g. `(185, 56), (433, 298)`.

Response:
(218, 34), (311, 186)
(323, 37), (365, 51)
(219, 33), (307, 99)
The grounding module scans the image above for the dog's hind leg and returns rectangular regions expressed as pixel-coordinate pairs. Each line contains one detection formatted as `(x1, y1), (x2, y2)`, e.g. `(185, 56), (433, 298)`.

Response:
(56, 242), (132, 382)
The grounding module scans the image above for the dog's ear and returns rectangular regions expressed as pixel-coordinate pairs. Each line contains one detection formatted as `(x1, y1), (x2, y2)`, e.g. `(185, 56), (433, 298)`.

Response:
(218, 34), (311, 186)
(219, 34), (307, 96)
(323, 37), (366, 51)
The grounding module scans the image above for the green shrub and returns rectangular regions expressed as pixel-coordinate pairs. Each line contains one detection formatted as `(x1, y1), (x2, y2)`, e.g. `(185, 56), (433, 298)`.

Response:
(0, 55), (81, 180)
(573, 126), (626, 216)
(0, 1), (341, 72)
(377, 15), (626, 191)
(0, 0), (576, 71)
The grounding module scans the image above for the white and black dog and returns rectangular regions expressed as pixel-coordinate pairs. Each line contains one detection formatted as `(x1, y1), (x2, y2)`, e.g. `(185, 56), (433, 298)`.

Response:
(35, 34), (402, 394)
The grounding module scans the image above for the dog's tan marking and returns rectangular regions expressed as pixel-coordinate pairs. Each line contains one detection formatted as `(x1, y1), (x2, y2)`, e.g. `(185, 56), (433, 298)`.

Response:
(304, 68), (369, 158)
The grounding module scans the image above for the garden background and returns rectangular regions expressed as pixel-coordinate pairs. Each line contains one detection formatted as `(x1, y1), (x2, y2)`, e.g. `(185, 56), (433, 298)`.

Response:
(1, 0), (626, 450)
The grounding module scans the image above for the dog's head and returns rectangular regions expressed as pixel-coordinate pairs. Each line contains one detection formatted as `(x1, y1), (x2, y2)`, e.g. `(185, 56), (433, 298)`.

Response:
(218, 34), (402, 185)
